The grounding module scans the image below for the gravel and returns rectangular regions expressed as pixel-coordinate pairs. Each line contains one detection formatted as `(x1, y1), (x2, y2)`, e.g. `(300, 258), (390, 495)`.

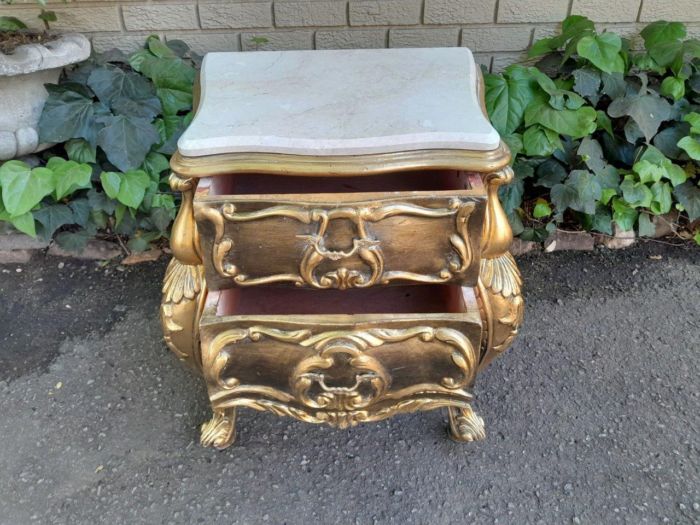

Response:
(0, 243), (698, 524)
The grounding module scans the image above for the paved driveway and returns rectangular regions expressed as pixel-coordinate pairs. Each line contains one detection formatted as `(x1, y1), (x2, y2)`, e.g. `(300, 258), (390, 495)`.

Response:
(0, 243), (698, 524)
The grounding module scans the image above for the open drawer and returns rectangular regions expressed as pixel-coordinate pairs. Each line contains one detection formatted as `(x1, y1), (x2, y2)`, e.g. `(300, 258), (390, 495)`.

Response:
(193, 171), (487, 291)
(198, 284), (483, 428)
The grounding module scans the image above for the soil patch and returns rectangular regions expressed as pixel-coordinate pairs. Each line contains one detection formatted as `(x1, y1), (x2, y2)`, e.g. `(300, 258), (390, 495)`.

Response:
(0, 31), (57, 55)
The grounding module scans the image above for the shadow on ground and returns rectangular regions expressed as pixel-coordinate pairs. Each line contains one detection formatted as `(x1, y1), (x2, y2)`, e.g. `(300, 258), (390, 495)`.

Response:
(0, 243), (698, 524)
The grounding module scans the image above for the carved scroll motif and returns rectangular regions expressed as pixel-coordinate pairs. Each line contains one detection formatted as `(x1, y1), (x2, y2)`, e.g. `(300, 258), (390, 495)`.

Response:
(203, 325), (478, 429)
(195, 199), (476, 289)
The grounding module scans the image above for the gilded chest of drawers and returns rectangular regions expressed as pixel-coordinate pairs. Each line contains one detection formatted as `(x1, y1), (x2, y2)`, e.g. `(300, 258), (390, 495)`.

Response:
(160, 48), (523, 449)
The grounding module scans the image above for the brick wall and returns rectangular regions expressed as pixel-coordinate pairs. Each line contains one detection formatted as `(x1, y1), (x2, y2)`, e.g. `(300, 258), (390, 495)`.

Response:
(2, 0), (699, 71)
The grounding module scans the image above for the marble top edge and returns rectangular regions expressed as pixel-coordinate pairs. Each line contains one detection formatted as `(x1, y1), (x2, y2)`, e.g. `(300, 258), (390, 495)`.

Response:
(179, 47), (500, 158)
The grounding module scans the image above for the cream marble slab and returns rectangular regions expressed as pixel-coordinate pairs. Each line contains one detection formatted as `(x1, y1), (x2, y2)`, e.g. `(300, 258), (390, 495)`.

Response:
(178, 48), (500, 157)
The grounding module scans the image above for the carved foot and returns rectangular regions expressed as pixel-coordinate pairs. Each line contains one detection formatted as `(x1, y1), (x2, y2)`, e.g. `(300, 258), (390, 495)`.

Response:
(201, 407), (237, 449)
(448, 406), (486, 442)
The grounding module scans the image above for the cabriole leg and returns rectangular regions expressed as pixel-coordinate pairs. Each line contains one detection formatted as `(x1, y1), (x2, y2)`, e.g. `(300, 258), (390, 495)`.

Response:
(201, 407), (237, 449)
(448, 405), (486, 442)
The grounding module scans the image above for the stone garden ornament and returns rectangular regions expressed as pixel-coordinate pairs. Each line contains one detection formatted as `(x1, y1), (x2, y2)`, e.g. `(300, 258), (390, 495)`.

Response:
(0, 33), (90, 160)
(160, 48), (524, 449)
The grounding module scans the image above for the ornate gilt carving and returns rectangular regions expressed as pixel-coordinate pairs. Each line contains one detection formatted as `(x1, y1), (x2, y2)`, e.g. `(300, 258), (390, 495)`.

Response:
(477, 252), (524, 371)
(201, 325), (479, 435)
(448, 405), (486, 442)
(160, 258), (207, 371)
(481, 167), (514, 259)
(169, 173), (202, 266)
(200, 407), (236, 449)
(195, 199), (476, 289)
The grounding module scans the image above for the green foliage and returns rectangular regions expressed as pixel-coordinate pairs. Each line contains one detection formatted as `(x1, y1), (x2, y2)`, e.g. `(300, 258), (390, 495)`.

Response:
(0, 36), (192, 251)
(0, 16), (27, 30)
(489, 16), (700, 242)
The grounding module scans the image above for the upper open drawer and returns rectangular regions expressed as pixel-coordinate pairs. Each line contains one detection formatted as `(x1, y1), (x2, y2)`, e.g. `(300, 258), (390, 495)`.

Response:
(193, 170), (487, 291)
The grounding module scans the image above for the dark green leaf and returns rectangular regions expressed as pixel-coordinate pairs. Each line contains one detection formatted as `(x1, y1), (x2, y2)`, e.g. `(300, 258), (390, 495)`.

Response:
(65, 138), (97, 164)
(157, 88), (193, 116)
(673, 181), (700, 219)
(141, 152), (171, 179)
(568, 169), (602, 214)
(607, 93), (673, 142)
(147, 35), (177, 58)
(577, 137), (606, 174)
(96, 115), (160, 172)
(535, 159), (567, 188)
(110, 96), (162, 120)
(637, 212), (655, 237)
(88, 188), (116, 215)
(68, 198), (91, 227)
(522, 125), (563, 156)
(601, 72), (626, 99)
(551, 182), (579, 212)
(484, 66), (538, 136)
(54, 230), (91, 252)
(139, 55), (195, 93)
(572, 68), (601, 104)
(652, 124), (689, 158)
(38, 90), (97, 145)
(87, 66), (156, 107)
(34, 204), (74, 241)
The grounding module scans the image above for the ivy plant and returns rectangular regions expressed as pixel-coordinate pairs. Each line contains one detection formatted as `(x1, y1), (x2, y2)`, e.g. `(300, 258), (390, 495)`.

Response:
(485, 16), (700, 243)
(0, 36), (195, 251)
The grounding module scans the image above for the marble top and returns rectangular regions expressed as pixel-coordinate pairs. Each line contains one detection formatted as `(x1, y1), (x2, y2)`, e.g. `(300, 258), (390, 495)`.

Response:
(178, 48), (500, 157)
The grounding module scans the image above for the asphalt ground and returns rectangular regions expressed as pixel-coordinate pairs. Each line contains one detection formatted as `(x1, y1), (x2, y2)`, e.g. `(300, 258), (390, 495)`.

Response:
(0, 242), (698, 524)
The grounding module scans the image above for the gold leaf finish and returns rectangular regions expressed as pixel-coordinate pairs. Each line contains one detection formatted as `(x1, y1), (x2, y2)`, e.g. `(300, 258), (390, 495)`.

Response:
(195, 199), (478, 290)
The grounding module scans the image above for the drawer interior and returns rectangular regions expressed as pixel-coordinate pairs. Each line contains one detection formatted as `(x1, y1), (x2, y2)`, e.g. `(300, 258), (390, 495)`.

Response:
(207, 284), (477, 316)
(200, 170), (482, 198)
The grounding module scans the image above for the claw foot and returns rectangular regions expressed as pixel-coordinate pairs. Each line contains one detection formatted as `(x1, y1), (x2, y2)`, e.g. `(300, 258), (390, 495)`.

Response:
(201, 407), (237, 449)
(448, 406), (485, 442)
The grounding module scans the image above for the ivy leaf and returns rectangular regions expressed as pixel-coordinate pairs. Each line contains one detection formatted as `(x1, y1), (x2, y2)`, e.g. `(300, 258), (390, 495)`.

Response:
(156, 88), (193, 116)
(533, 198), (552, 219)
(660, 77), (685, 101)
(596, 110), (614, 137)
(68, 198), (91, 227)
(607, 93), (673, 142)
(601, 72), (626, 99)
(620, 175), (653, 208)
(484, 66), (537, 136)
(568, 170), (602, 215)
(0, 16), (28, 30)
(96, 115), (160, 172)
(551, 183), (579, 212)
(583, 205), (613, 235)
(525, 101), (597, 138)
(0, 200), (36, 237)
(677, 136), (700, 160)
(55, 230), (92, 252)
(653, 124), (688, 158)
(535, 159), (567, 188)
(683, 112), (700, 135)
(649, 181), (672, 215)
(640, 21), (686, 67)
(523, 125), (562, 157)
(577, 33), (625, 74)
(88, 188), (116, 215)
(65, 138), (97, 164)
(34, 203), (74, 241)
(99, 170), (150, 209)
(673, 181), (700, 220)
(110, 96), (162, 120)
(572, 68), (601, 104)
(633, 160), (665, 184)
(87, 66), (157, 107)
(147, 35), (178, 58)
(141, 152), (171, 179)
(637, 213), (655, 237)
(612, 197), (638, 231)
(577, 137), (606, 175)
(502, 133), (523, 159)
(0, 161), (54, 217)
(139, 55), (195, 93)
(47, 158), (92, 200)
(38, 90), (97, 145)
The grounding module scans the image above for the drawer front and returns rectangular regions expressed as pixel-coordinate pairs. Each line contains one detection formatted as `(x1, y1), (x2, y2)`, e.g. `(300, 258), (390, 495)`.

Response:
(194, 193), (486, 291)
(199, 314), (482, 428)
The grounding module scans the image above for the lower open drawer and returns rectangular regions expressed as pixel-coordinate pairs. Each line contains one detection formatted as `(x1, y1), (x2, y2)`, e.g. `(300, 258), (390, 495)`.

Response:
(198, 285), (483, 427)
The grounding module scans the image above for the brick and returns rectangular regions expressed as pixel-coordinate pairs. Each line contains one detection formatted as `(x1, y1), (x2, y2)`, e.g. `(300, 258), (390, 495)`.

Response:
(91, 34), (150, 53)
(349, 0), (421, 26)
(166, 33), (241, 53)
(315, 29), (387, 49)
(461, 26), (532, 52)
(571, 0), (640, 22)
(424, 0), (496, 25)
(199, 2), (272, 29)
(498, 0), (569, 23)
(122, 4), (198, 31)
(640, 0), (700, 22)
(274, 1), (347, 27)
(389, 28), (459, 47)
(51, 6), (122, 32)
(240, 31), (313, 50)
